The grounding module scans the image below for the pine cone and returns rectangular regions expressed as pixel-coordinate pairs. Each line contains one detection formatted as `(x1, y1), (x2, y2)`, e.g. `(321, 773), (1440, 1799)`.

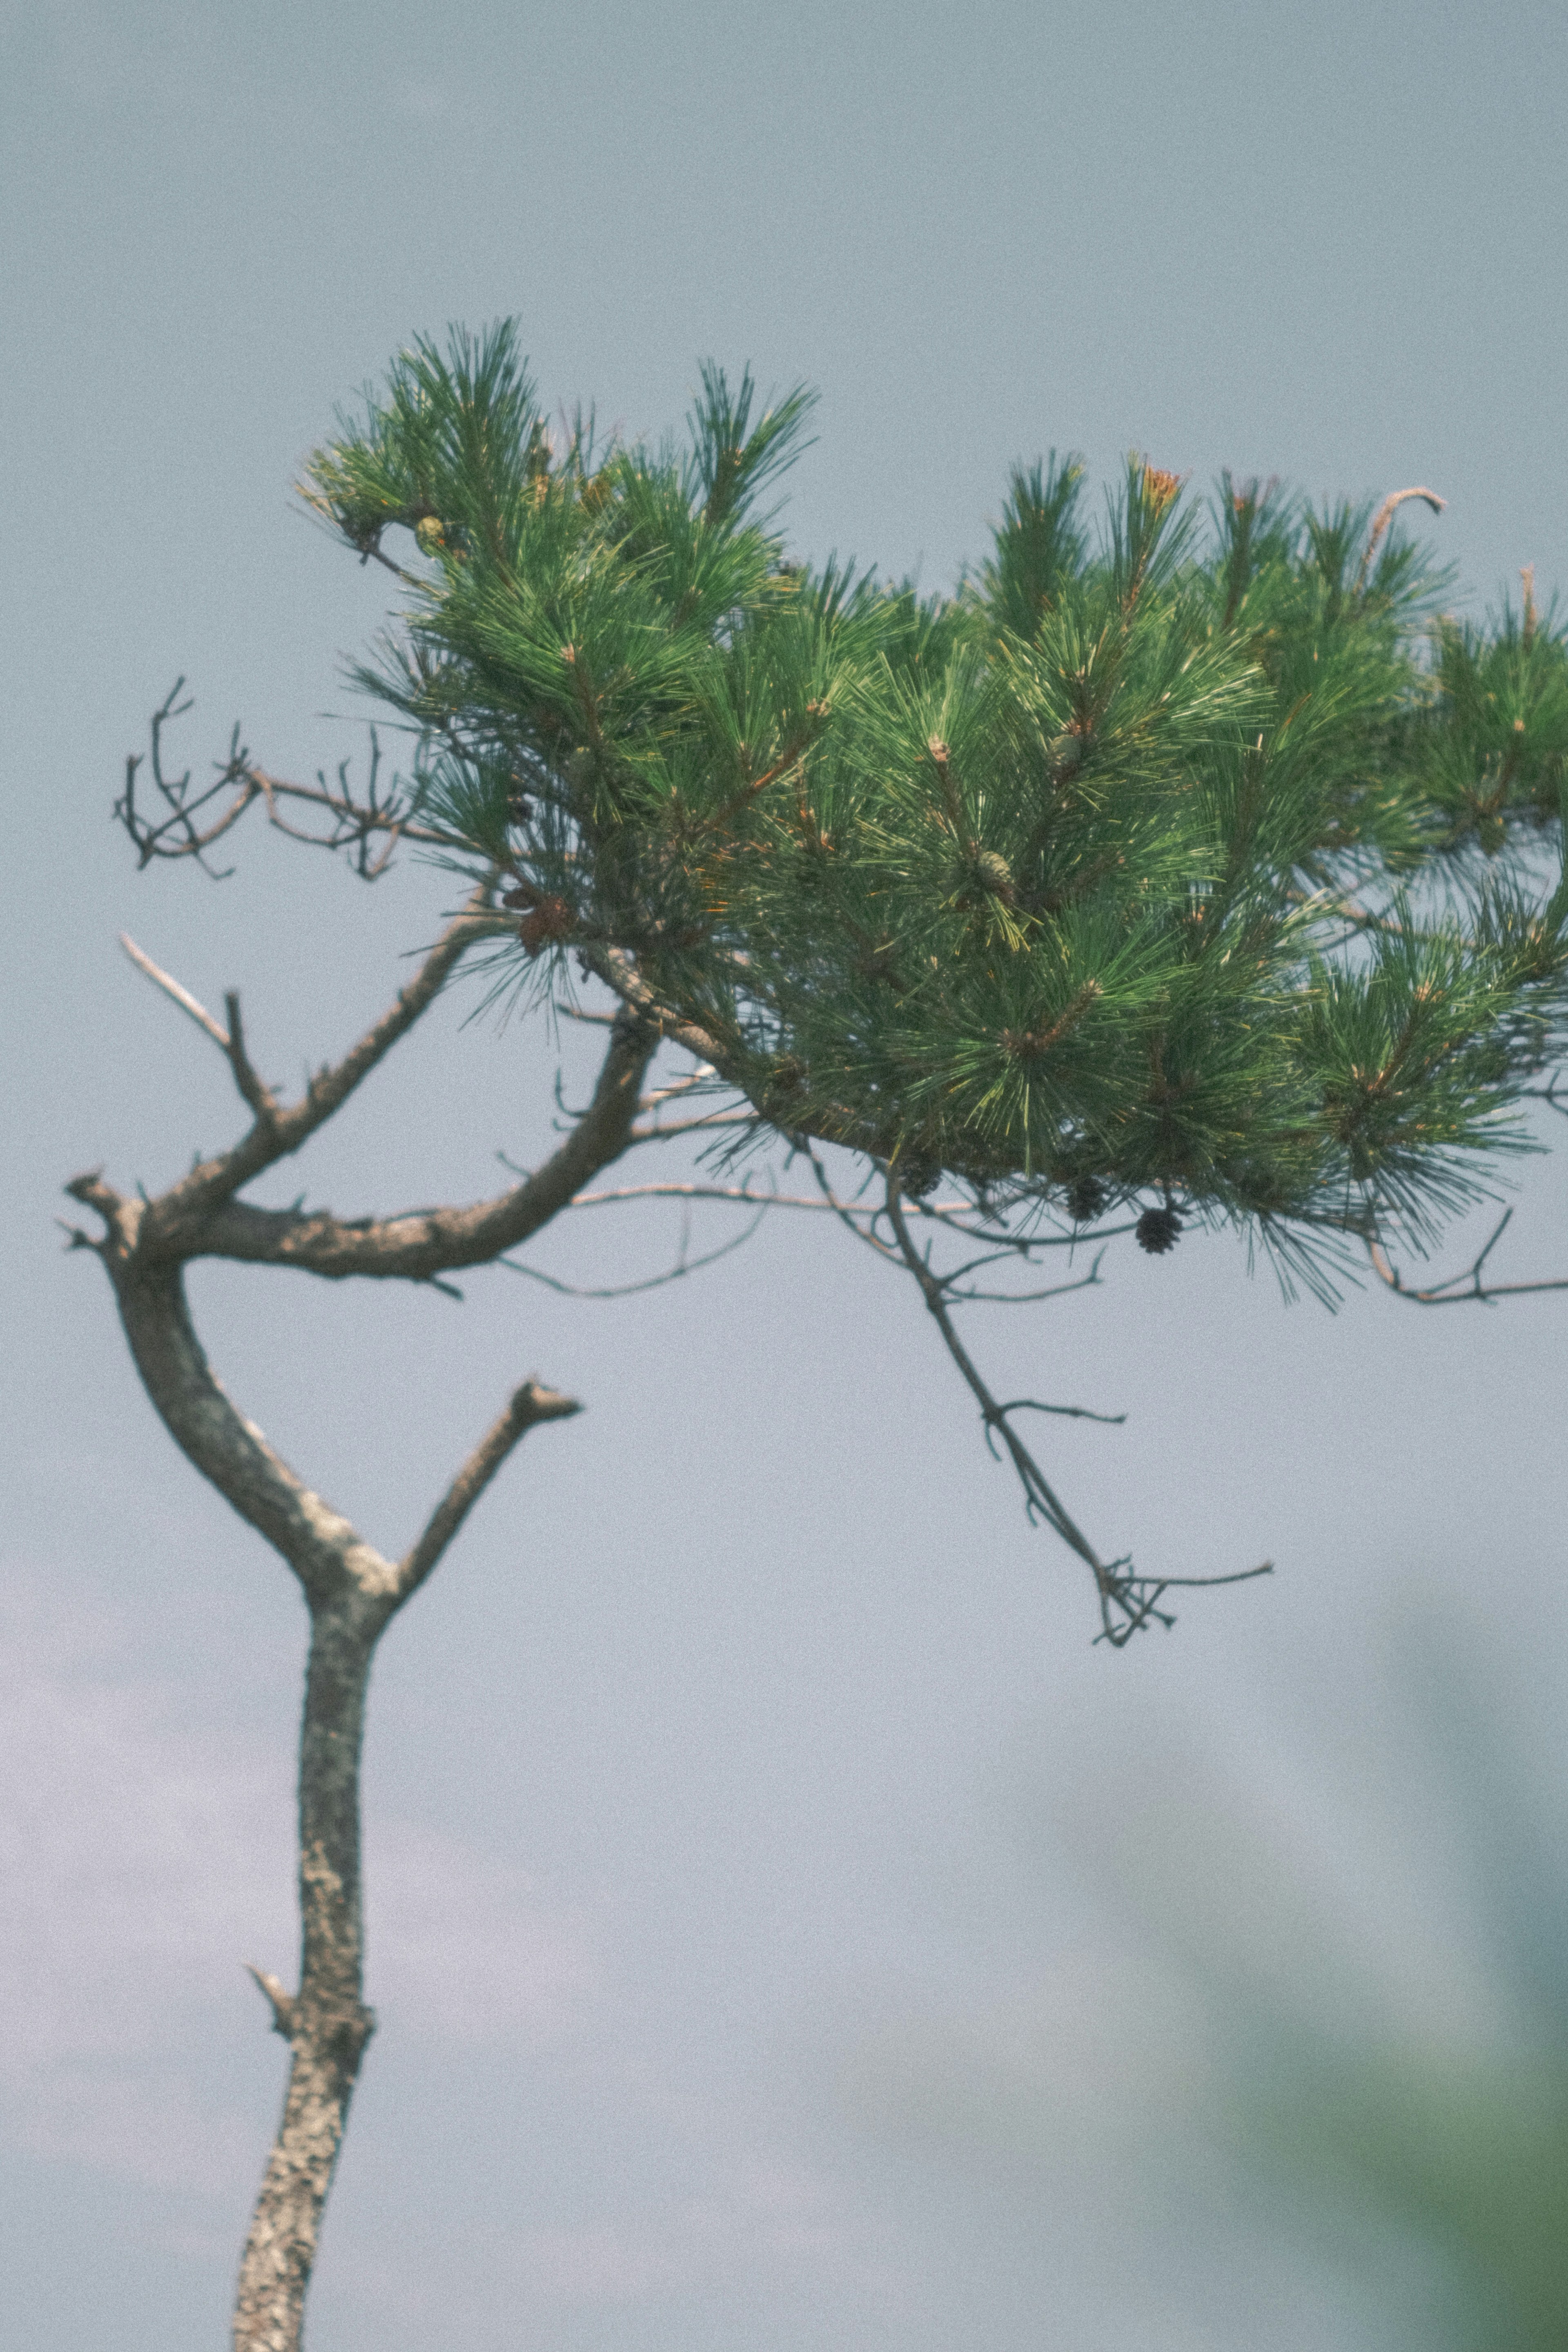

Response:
(519, 897), (574, 957)
(897, 1155), (942, 1199)
(1135, 1203), (1182, 1255)
(1066, 1176), (1108, 1225)
(763, 1055), (806, 1110)
(970, 848), (1016, 902)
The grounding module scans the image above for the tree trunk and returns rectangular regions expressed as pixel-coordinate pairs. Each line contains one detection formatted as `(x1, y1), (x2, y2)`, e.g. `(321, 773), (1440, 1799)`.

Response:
(63, 926), (633, 2348)
(233, 1597), (385, 2352)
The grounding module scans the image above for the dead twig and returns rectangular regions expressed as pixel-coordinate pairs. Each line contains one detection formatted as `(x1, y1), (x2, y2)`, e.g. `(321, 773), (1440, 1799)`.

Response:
(1355, 486), (1446, 592)
(879, 1178), (1271, 1646)
(119, 933), (232, 1049)
(1368, 1207), (1568, 1305)
(116, 685), (473, 880)
(563, 1178), (882, 1216)
(499, 1204), (768, 1298)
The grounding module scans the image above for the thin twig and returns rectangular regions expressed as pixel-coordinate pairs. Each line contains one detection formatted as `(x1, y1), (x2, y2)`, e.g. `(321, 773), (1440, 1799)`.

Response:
(637, 1068), (721, 1107)
(1368, 1208), (1568, 1305)
(223, 993), (281, 1125)
(880, 1178), (1271, 1645)
(802, 1149), (903, 1262)
(499, 1205), (768, 1298)
(119, 933), (232, 1049)
(628, 1109), (758, 1145)
(947, 1269), (1110, 1307)
(565, 1179), (882, 1216)
(992, 1395), (1127, 1426)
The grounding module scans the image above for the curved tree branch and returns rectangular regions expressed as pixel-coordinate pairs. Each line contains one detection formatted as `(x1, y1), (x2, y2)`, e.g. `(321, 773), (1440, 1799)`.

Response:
(131, 891), (498, 1243)
(879, 1178), (1272, 1645)
(172, 1012), (658, 1279)
(396, 1378), (581, 1604)
(63, 1229), (396, 1608)
(1354, 485), (1446, 591)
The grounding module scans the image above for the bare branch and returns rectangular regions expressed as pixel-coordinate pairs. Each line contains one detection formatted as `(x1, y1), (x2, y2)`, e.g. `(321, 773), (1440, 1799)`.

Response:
(802, 1147), (904, 1261)
(119, 933), (232, 1050)
(947, 1270), (1111, 1307)
(880, 1179), (1271, 1646)
(116, 682), (252, 878)
(992, 1394), (1126, 1425)
(223, 992), (282, 1125)
(1368, 1208), (1568, 1305)
(637, 1067), (720, 1106)
(882, 1183), (1106, 1564)
(175, 1013), (657, 1280)
(499, 1205), (767, 1298)
(396, 1379), (581, 1605)
(559, 1173), (1121, 1277)
(627, 1108), (757, 1145)
(917, 1202), (1128, 1250)
(564, 1178), (882, 1216)
(138, 892), (498, 1242)
(246, 760), (466, 873)
(116, 688), (474, 878)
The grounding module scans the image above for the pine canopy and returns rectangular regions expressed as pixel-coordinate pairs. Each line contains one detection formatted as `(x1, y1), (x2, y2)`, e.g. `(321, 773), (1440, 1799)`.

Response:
(302, 323), (1568, 1287)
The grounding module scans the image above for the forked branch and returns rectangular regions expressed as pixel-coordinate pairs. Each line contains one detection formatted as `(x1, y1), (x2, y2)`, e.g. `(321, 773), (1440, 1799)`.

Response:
(72, 898), (650, 2352)
(1368, 1208), (1568, 1306)
(879, 1179), (1271, 1645)
(125, 890), (501, 1242)
(165, 1014), (657, 1281)
(116, 681), (471, 878)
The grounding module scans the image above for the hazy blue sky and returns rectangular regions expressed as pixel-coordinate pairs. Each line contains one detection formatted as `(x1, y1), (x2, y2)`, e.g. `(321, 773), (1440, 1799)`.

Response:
(4, 4), (1567, 2347)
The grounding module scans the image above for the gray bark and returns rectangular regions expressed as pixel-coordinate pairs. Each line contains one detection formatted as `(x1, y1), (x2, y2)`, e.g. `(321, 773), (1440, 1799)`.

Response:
(233, 1600), (380, 2352)
(65, 907), (651, 2350)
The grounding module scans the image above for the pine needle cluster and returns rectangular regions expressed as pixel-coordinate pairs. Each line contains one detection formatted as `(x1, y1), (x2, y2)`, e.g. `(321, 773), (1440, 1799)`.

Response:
(302, 323), (1568, 1282)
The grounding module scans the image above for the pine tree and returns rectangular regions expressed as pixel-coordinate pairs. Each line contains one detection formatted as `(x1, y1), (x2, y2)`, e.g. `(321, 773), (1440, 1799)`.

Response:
(303, 323), (1568, 1309)
(80, 323), (1568, 2349)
